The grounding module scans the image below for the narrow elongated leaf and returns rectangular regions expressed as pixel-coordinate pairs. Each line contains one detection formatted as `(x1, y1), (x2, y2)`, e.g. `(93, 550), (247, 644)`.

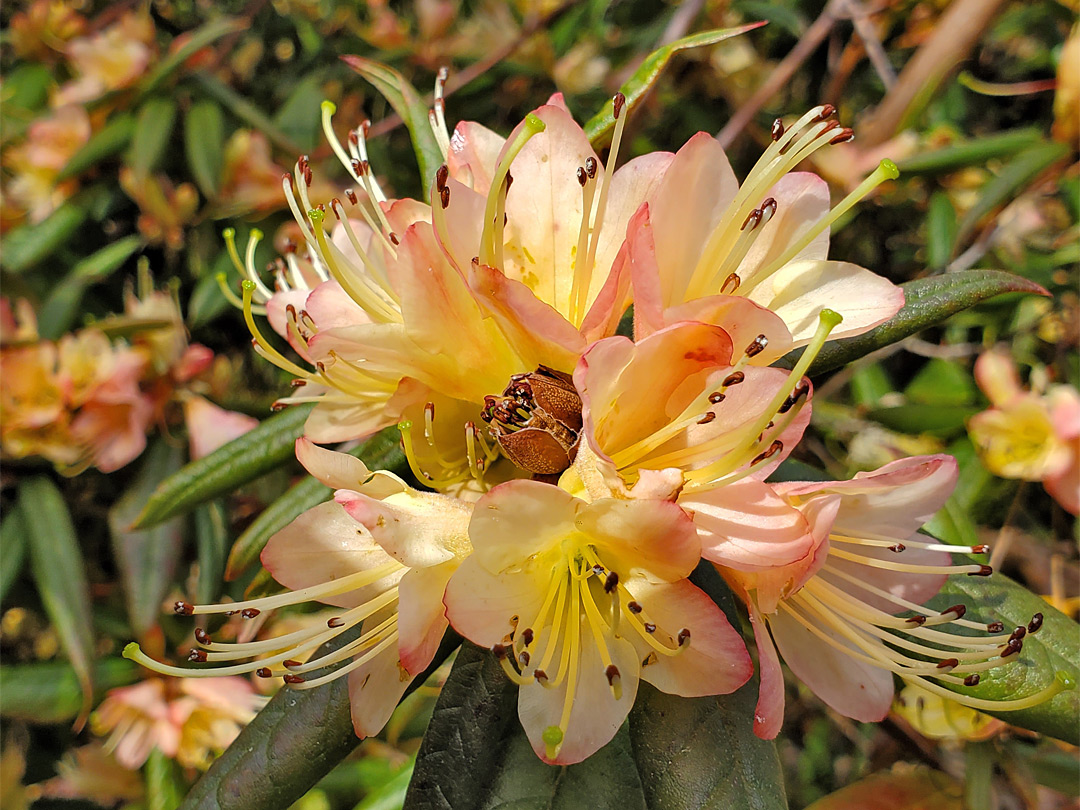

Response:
(584, 24), (765, 148)
(146, 749), (185, 810)
(797, 270), (1048, 377)
(192, 74), (304, 155)
(110, 440), (187, 637)
(0, 659), (139, 723)
(194, 500), (229, 605)
(185, 100), (226, 198)
(895, 128), (1044, 175)
(134, 404), (313, 529)
(341, 56), (444, 190)
(130, 98), (178, 176)
(57, 113), (137, 181)
(1, 202), (87, 273)
(138, 18), (244, 96)
(353, 759), (415, 810)
(178, 632), (460, 810)
(0, 505), (27, 603)
(925, 192), (956, 271)
(18, 476), (96, 727)
(930, 571), (1079, 745)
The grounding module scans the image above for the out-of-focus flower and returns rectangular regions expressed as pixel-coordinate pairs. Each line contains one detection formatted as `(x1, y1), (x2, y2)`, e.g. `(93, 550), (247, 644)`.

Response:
(2, 105), (91, 223)
(721, 456), (1066, 739)
(119, 169), (199, 250)
(183, 395), (259, 459)
(25, 744), (144, 805)
(969, 348), (1080, 515)
(443, 480), (752, 764)
(9, 0), (86, 62)
(128, 438), (471, 739)
(1053, 25), (1080, 145)
(215, 130), (292, 217)
(893, 684), (1004, 742)
(54, 12), (156, 106)
(90, 676), (260, 770)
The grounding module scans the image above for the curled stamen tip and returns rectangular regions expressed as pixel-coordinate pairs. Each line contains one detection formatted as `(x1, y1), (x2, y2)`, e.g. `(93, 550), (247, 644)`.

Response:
(174, 601), (194, 615)
(677, 628), (691, 647)
(967, 565), (993, 577)
(880, 158), (900, 180)
(188, 649), (207, 662)
(321, 99), (336, 114)
(194, 628), (210, 644)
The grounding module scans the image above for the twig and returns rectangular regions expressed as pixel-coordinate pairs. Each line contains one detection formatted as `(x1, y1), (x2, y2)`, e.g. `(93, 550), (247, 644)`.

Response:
(839, 0), (896, 89)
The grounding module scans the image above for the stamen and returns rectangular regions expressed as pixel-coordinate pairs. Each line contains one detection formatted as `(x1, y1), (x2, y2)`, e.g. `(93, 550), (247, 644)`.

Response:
(479, 114), (546, 267)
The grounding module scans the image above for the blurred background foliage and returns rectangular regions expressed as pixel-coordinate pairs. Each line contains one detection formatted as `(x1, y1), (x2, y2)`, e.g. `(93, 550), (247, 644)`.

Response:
(0, 0), (1077, 807)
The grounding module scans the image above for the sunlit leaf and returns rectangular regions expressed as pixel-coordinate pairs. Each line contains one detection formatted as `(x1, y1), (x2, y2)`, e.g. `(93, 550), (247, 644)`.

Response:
(895, 128), (1044, 175)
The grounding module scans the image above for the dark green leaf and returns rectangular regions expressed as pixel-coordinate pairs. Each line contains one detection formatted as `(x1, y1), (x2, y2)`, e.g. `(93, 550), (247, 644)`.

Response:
(147, 748), (185, 810)
(584, 25), (764, 148)
(0, 505), (28, 603)
(1005, 739), (1080, 795)
(930, 571), (1079, 745)
(225, 426), (404, 581)
(796, 270), (1048, 377)
(134, 404), (313, 529)
(865, 404), (978, 435)
(0, 202), (87, 273)
(925, 192), (957, 271)
(353, 759), (414, 810)
(895, 128), (1044, 175)
(274, 74), (324, 155)
(57, 113), (137, 181)
(0, 659), (139, 724)
(954, 141), (1070, 251)
(192, 73), (304, 155)
(110, 440), (187, 638)
(194, 500), (230, 605)
(904, 358), (976, 407)
(130, 98), (178, 176)
(138, 18), (244, 96)
(185, 100), (226, 198)
(18, 476), (96, 726)
(341, 56), (444, 190)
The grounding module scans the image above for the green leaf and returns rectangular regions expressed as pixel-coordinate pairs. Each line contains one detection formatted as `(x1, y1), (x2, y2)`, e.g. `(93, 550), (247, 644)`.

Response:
(798, 270), (1048, 377)
(194, 500), (230, 605)
(584, 25), (764, 148)
(192, 73), (304, 155)
(57, 113), (137, 181)
(224, 426), (404, 581)
(0, 505), (28, 603)
(178, 632), (459, 810)
(341, 56), (444, 190)
(18, 477), (96, 727)
(38, 235), (144, 339)
(1005, 739), (1080, 795)
(954, 141), (1070, 251)
(134, 404), (313, 530)
(274, 74), (324, 154)
(904, 358), (976, 407)
(147, 748), (185, 810)
(865, 404), (978, 436)
(930, 571), (1080, 744)
(0, 659), (139, 724)
(895, 128), (1044, 175)
(353, 759), (414, 810)
(138, 17), (244, 97)
(925, 192), (957, 271)
(130, 97), (178, 176)
(0, 201), (87, 273)
(109, 440), (187, 638)
(185, 100), (226, 198)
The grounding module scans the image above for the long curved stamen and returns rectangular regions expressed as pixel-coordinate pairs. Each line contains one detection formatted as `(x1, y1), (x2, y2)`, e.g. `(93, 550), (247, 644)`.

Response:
(224, 228), (275, 304)
(569, 161), (598, 325)
(330, 199), (398, 302)
(307, 209), (401, 323)
(430, 67), (451, 156)
(479, 114), (546, 268)
(241, 281), (313, 380)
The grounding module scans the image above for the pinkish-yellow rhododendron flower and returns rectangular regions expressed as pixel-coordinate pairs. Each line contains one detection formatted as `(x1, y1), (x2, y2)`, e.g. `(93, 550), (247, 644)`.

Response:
(720, 456), (1067, 739)
(443, 480), (752, 764)
(969, 348), (1080, 515)
(126, 438), (471, 739)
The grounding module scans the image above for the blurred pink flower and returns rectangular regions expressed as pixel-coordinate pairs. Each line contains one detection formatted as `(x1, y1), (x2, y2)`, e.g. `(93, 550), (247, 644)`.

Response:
(54, 12), (156, 106)
(3, 105), (91, 223)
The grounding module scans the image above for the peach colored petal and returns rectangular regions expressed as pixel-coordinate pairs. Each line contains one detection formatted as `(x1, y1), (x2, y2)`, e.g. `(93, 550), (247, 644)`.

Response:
(1044, 448), (1079, 515)
(576, 497), (700, 583)
(347, 629), (415, 738)
(447, 121), (505, 193)
(183, 396), (258, 459)
(442, 555), (550, 648)
(973, 349), (1023, 408)
(736, 172), (831, 278)
(746, 598), (785, 739)
(468, 479), (578, 573)
(661, 294), (795, 365)
(397, 560), (455, 674)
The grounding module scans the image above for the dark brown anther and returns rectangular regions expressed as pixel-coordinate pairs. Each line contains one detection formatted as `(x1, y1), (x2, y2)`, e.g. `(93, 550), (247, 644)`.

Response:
(964, 674), (981, 686)
(605, 664), (620, 685)
(327, 617), (345, 628)
(291, 380), (306, 391)
(906, 615), (927, 626)
(505, 172), (513, 190)
(745, 335), (769, 358)
(967, 565), (993, 577)
(591, 564), (605, 576)
(705, 395), (725, 409)
(348, 131), (359, 146)
(436, 164), (449, 191)
(771, 119), (785, 141)
(720, 272), (741, 294)
(604, 571), (619, 593)
(270, 401), (287, 412)
(316, 203), (326, 213)
(521, 628), (534, 646)
(358, 160), (370, 177)
(492, 643), (509, 660)
(519, 651), (530, 667)
(389, 232), (400, 245)
(936, 658), (959, 670)
(534, 669), (548, 682)
(241, 608), (261, 619)
(174, 601), (194, 616)
(298, 155), (309, 173)
(697, 412), (716, 425)
(678, 628), (691, 646)
(987, 621), (1004, 633)
(779, 379), (811, 413)
(613, 92), (626, 119)
(577, 166), (587, 186)
(1028, 613), (1044, 633)
(1010, 626), (1027, 640)
(829, 128), (855, 145)
(943, 604), (967, 619)
(188, 649), (208, 662)
(256, 667), (273, 678)
(439, 186), (450, 209)
(742, 207), (763, 231)
(283, 674), (306, 684)
(331, 198), (344, 218)
(1002, 639), (1022, 657)
(627, 601), (643, 614)
(972, 544), (990, 554)
(752, 440), (783, 465)
(361, 120), (371, 137)
(345, 189), (359, 206)
(760, 198), (778, 222)
(644, 622), (656, 634)
(723, 371), (745, 388)
(283, 660), (302, 669)
(585, 156), (598, 179)
(890, 543), (906, 553)
(194, 628), (210, 644)
(304, 167), (313, 185)
(815, 104), (837, 121)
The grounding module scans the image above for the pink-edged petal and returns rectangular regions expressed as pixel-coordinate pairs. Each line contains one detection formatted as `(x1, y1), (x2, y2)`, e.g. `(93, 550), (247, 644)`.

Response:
(645, 132), (739, 307)
(689, 479), (813, 572)
(768, 608), (895, 723)
(579, 224), (632, 343)
(973, 349), (1023, 408)
(260, 501), (404, 610)
(517, 623), (639, 765)
(442, 554), (550, 648)
(747, 599), (785, 739)
(397, 560), (456, 674)
(348, 637), (414, 738)
(303, 279), (371, 330)
(295, 436), (408, 498)
(544, 92), (572, 114)
(581, 497), (700, 582)
(737, 172), (831, 278)
(447, 121), (505, 192)
(1044, 450), (1080, 515)
(183, 395), (258, 459)
(747, 259), (904, 345)
(661, 294), (794, 365)
(1048, 385), (1080, 441)
(335, 487), (472, 569)
(624, 578), (751, 697)
(626, 202), (665, 339)
(469, 480), (577, 573)
(436, 177), (486, 272)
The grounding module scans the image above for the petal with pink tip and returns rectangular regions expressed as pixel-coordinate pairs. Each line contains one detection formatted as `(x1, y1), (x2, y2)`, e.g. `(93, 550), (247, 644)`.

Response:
(623, 578), (751, 697)
(183, 395), (258, 460)
(397, 560), (456, 674)
(448, 121), (505, 193)
(303, 279), (370, 330)
(662, 294), (794, 365)
(747, 599), (785, 739)
(348, 639), (414, 738)
(1044, 450), (1080, 515)
(973, 349), (1023, 408)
